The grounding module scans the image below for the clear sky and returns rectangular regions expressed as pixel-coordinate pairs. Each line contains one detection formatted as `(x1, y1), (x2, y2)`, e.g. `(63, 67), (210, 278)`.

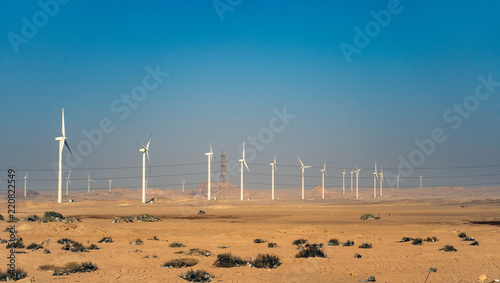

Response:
(1, 1), (499, 192)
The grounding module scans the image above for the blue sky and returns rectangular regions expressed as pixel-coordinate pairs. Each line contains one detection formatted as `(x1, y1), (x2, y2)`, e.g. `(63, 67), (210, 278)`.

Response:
(1, 1), (499, 192)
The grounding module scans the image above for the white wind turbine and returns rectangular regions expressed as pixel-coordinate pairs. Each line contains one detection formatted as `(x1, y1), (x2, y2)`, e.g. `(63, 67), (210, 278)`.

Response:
(137, 135), (152, 203)
(205, 142), (215, 200)
(55, 108), (72, 203)
(182, 179), (186, 193)
(320, 161), (327, 199)
(297, 156), (312, 200)
(396, 173), (400, 189)
(379, 167), (384, 197)
(108, 179), (113, 192)
(342, 168), (346, 194)
(355, 167), (361, 199)
(24, 173), (28, 197)
(350, 169), (354, 192)
(239, 142), (250, 201)
(87, 172), (95, 193)
(373, 163), (378, 198)
(65, 171), (71, 196)
(270, 156), (277, 200)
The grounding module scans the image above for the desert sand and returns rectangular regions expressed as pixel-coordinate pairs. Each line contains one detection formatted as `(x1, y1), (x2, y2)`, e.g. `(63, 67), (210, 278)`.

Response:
(1, 185), (499, 282)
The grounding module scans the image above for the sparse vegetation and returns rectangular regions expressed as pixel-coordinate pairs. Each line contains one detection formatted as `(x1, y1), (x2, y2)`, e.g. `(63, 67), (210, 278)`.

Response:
(62, 242), (87, 252)
(98, 237), (113, 243)
(130, 239), (143, 245)
(197, 210), (206, 215)
(40, 262), (98, 275)
(0, 215), (3, 221)
(253, 238), (265, 243)
(174, 248), (211, 257)
(41, 211), (64, 222)
(0, 268), (28, 281)
(360, 213), (380, 220)
(412, 238), (423, 245)
(87, 244), (99, 250)
(26, 243), (43, 250)
(213, 253), (247, 268)
(340, 240), (354, 247)
(469, 241), (479, 246)
(163, 258), (198, 268)
(399, 237), (413, 242)
(424, 236), (438, 242)
(328, 239), (339, 246)
(292, 238), (308, 245)
(120, 216), (134, 222)
(26, 214), (39, 222)
(252, 254), (281, 269)
(359, 243), (372, 249)
(148, 236), (159, 241)
(136, 214), (161, 222)
(170, 242), (185, 248)
(295, 244), (326, 258)
(57, 238), (74, 245)
(440, 245), (457, 252)
(458, 232), (467, 239)
(180, 269), (213, 282)
(268, 242), (277, 248)
(354, 253), (362, 258)
(6, 239), (24, 249)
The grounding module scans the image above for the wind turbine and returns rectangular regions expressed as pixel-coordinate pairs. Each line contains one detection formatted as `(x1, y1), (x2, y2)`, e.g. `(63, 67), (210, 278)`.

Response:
(373, 163), (378, 198)
(420, 174), (423, 188)
(320, 161), (327, 199)
(87, 172), (95, 193)
(205, 142), (214, 200)
(350, 169), (354, 192)
(55, 108), (72, 203)
(138, 135), (151, 203)
(396, 173), (400, 189)
(297, 155), (312, 200)
(355, 167), (361, 199)
(342, 168), (346, 194)
(24, 173), (28, 197)
(270, 156), (276, 200)
(239, 142), (250, 201)
(108, 179), (113, 192)
(65, 171), (71, 196)
(182, 179), (186, 193)
(379, 167), (384, 197)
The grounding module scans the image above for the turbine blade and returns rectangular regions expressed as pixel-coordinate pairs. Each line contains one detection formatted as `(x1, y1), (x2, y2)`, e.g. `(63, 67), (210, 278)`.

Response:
(210, 142), (213, 154)
(244, 160), (250, 172)
(87, 172), (90, 180)
(64, 140), (72, 155)
(297, 155), (304, 167)
(68, 170), (72, 178)
(146, 151), (151, 174)
(146, 135), (152, 149)
(62, 108), (65, 137)
(324, 161), (326, 171)
(305, 166), (312, 169)
(274, 156), (276, 165)
(242, 142), (245, 158)
(137, 141), (147, 150)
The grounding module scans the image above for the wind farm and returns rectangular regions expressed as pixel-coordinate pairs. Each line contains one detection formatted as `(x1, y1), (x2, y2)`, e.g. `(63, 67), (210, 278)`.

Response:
(2, 1), (500, 282)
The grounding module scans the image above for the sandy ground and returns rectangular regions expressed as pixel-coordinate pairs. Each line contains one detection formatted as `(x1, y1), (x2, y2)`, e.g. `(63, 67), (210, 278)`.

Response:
(1, 187), (500, 282)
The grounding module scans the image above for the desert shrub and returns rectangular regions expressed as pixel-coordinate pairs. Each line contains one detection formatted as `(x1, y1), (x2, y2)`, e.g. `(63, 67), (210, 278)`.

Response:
(42, 211), (64, 222)
(424, 236), (438, 242)
(268, 242), (277, 248)
(67, 262), (98, 273)
(87, 244), (99, 250)
(57, 238), (74, 245)
(26, 243), (43, 250)
(175, 249), (211, 257)
(359, 243), (372, 249)
(170, 242), (185, 248)
(253, 239), (265, 243)
(292, 238), (308, 245)
(458, 232), (467, 238)
(340, 240), (354, 247)
(412, 238), (423, 245)
(295, 244), (326, 258)
(213, 253), (247, 268)
(148, 236), (159, 241)
(197, 210), (206, 215)
(360, 213), (380, 220)
(130, 239), (143, 245)
(252, 254), (281, 269)
(6, 239), (24, 249)
(98, 237), (113, 243)
(463, 236), (475, 241)
(354, 253), (362, 258)
(399, 237), (413, 242)
(180, 269), (213, 282)
(469, 241), (479, 246)
(136, 214), (160, 222)
(70, 242), (87, 253)
(26, 215), (39, 222)
(120, 216), (134, 222)
(328, 239), (339, 246)
(0, 268), (28, 281)
(44, 262), (98, 276)
(163, 258), (198, 268)
(0, 215), (3, 221)
(440, 245), (457, 252)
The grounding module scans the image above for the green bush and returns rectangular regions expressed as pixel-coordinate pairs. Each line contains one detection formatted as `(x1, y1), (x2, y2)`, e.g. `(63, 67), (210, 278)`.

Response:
(163, 258), (198, 268)
(213, 253), (247, 268)
(295, 244), (326, 258)
(359, 243), (372, 249)
(252, 254), (281, 269)
(180, 269), (213, 282)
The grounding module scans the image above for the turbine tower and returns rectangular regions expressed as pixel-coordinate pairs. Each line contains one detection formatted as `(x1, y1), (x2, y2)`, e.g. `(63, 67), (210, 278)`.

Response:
(320, 161), (327, 199)
(239, 142), (250, 201)
(270, 156), (277, 200)
(108, 179), (113, 192)
(342, 168), (346, 194)
(297, 156), (312, 200)
(350, 169), (354, 191)
(24, 173), (28, 197)
(55, 108), (72, 203)
(379, 167), (384, 197)
(87, 172), (95, 192)
(137, 135), (151, 203)
(420, 174), (423, 188)
(145, 179), (148, 191)
(373, 163), (378, 198)
(219, 150), (227, 203)
(355, 167), (361, 199)
(182, 179), (186, 193)
(396, 173), (400, 189)
(65, 171), (71, 196)
(205, 142), (214, 200)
